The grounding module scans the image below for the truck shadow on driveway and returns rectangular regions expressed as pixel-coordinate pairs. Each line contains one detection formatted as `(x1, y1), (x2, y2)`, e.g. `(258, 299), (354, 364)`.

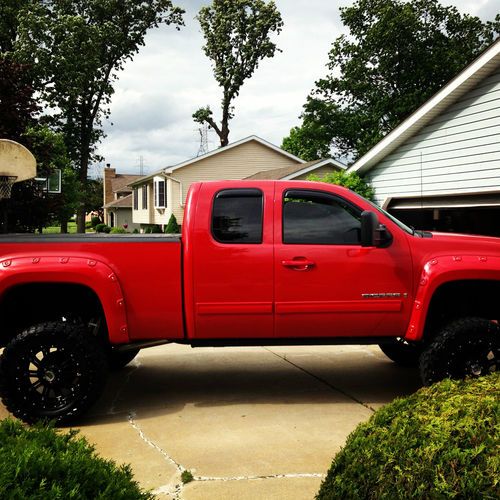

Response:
(81, 345), (422, 425)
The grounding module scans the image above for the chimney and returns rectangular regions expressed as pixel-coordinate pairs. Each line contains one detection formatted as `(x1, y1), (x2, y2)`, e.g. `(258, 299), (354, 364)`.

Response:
(103, 163), (117, 205)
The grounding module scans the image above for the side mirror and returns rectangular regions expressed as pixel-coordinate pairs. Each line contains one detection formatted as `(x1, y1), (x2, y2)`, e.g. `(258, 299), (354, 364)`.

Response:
(361, 211), (392, 248)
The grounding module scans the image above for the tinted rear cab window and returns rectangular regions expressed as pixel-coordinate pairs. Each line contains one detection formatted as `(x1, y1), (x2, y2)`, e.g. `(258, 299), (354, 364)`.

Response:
(212, 189), (263, 244)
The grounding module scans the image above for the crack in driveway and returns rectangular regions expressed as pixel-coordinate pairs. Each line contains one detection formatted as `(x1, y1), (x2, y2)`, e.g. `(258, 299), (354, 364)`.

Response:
(263, 347), (376, 413)
(128, 411), (325, 498)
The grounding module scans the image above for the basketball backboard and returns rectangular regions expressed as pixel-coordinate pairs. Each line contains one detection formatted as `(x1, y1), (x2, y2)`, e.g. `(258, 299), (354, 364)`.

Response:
(0, 139), (37, 199)
(0, 139), (36, 181)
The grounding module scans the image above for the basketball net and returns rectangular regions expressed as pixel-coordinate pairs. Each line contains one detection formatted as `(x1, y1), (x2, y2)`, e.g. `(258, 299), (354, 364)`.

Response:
(0, 176), (17, 200)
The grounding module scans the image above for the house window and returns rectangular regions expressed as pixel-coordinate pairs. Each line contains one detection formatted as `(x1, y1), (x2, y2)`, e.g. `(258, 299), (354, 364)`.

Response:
(283, 190), (361, 245)
(154, 179), (166, 208)
(133, 187), (138, 210)
(142, 185), (148, 209)
(212, 189), (263, 244)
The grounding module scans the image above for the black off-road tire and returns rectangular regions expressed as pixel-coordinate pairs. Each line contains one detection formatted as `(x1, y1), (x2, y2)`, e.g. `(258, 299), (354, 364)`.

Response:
(0, 321), (108, 424)
(419, 317), (499, 386)
(108, 348), (140, 370)
(379, 337), (424, 366)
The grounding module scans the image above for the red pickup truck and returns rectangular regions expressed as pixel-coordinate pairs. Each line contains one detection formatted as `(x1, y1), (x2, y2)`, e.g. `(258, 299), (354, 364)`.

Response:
(0, 180), (498, 423)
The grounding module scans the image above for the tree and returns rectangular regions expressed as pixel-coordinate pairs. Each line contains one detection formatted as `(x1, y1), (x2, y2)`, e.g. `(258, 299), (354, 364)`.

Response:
(193, 0), (283, 147)
(165, 213), (180, 233)
(15, 0), (184, 233)
(308, 171), (375, 200)
(283, 0), (500, 162)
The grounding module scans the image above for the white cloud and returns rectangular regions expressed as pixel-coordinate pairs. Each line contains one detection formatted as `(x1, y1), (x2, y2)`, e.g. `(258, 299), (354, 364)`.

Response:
(97, 0), (498, 174)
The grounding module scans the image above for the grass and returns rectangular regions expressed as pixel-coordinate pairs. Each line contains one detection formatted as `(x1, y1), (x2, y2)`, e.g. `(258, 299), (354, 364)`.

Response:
(42, 222), (95, 234)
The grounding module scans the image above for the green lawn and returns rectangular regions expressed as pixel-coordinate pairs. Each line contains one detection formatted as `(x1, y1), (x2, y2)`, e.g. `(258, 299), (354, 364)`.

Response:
(42, 222), (94, 234)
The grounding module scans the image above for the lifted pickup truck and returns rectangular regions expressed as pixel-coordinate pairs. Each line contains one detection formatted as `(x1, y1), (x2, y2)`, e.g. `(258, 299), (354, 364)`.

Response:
(0, 180), (498, 423)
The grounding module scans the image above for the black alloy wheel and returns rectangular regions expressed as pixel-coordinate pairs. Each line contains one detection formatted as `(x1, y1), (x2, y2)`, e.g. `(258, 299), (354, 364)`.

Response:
(0, 321), (108, 424)
(419, 317), (499, 386)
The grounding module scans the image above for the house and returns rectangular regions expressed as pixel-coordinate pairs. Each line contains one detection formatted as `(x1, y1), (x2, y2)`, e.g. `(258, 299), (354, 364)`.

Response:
(244, 158), (345, 180)
(129, 135), (344, 229)
(103, 165), (142, 230)
(349, 39), (500, 236)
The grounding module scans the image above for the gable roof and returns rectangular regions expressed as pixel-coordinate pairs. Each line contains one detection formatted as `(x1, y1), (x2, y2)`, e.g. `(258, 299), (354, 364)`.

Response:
(350, 38), (500, 175)
(103, 193), (133, 209)
(245, 158), (345, 180)
(129, 135), (304, 186)
(111, 174), (142, 193)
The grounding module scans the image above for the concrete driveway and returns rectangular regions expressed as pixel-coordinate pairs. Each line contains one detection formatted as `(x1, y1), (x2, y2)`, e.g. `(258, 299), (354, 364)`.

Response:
(0, 344), (422, 499)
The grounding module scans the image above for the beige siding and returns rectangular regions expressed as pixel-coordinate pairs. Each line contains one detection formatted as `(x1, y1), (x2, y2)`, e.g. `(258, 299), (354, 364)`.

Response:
(295, 165), (337, 180)
(367, 69), (500, 206)
(133, 184), (153, 224)
(171, 140), (300, 223)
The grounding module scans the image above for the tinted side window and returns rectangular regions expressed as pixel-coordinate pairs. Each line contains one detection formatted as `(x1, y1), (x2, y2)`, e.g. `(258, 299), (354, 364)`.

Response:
(283, 190), (361, 245)
(212, 189), (263, 244)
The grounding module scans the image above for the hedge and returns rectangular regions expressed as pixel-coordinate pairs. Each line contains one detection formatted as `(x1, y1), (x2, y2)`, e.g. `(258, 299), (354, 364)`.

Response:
(0, 419), (152, 499)
(317, 373), (500, 499)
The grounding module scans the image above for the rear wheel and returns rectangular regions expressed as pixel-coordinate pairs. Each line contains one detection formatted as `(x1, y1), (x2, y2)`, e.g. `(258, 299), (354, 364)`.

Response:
(0, 321), (108, 424)
(379, 337), (423, 366)
(419, 317), (499, 386)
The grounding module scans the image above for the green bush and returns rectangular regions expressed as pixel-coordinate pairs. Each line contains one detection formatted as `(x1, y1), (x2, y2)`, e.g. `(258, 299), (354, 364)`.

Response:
(143, 225), (161, 234)
(308, 171), (375, 200)
(91, 216), (101, 228)
(165, 214), (180, 234)
(317, 373), (500, 500)
(95, 223), (108, 233)
(0, 418), (152, 499)
(132, 228), (139, 234)
(110, 227), (127, 234)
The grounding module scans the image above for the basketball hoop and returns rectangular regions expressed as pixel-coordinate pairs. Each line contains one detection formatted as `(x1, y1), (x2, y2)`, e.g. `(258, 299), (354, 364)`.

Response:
(0, 176), (18, 200)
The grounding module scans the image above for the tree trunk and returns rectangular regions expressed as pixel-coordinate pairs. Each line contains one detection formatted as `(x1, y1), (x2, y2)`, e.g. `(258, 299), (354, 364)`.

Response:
(76, 138), (90, 233)
(220, 98), (230, 147)
(60, 219), (68, 234)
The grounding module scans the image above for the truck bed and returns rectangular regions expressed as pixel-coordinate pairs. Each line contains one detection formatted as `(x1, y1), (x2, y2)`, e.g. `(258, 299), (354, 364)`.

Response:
(0, 234), (184, 342)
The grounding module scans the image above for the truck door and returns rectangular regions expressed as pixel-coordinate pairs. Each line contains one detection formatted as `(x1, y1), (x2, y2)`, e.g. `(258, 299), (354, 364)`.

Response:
(274, 185), (413, 338)
(190, 182), (274, 339)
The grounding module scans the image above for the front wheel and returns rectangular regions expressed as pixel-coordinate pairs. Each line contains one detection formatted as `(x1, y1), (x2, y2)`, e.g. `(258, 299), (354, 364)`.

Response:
(0, 321), (108, 424)
(419, 317), (499, 386)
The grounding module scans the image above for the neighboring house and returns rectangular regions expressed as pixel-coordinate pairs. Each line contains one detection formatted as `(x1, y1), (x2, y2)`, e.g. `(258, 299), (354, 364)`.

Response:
(350, 39), (500, 236)
(245, 158), (345, 180)
(103, 165), (142, 230)
(129, 135), (326, 228)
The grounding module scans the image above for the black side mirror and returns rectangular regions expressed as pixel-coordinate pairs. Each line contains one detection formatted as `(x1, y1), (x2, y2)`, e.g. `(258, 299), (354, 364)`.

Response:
(361, 211), (392, 248)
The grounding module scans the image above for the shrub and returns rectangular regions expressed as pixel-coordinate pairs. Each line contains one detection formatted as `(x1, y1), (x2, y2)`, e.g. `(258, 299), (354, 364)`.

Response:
(308, 171), (375, 200)
(91, 216), (101, 228)
(110, 227), (127, 234)
(317, 373), (500, 500)
(165, 214), (180, 234)
(0, 418), (152, 499)
(151, 224), (162, 234)
(103, 225), (111, 234)
(132, 228), (139, 234)
(95, 223), (107, 233)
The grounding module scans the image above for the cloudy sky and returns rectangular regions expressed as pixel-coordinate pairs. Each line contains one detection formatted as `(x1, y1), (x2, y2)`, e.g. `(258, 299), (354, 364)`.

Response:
(97, 0), (499, 176)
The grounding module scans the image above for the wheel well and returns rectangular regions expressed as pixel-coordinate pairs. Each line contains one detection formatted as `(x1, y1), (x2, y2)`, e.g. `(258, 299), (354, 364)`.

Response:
(424, 280), (500, 340)
(0, 283), (107, 347)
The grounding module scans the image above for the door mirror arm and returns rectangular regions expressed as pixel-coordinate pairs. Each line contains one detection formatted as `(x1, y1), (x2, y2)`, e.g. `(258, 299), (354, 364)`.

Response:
(361, 211), (393, 248)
